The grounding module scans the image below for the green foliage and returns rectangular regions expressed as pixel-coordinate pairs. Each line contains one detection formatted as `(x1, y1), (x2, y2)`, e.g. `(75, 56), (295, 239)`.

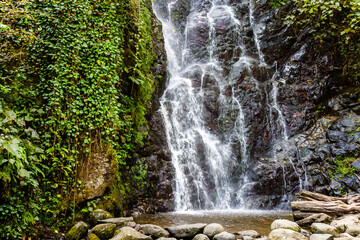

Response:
(270, 0), (290, 8)
(0, 0), (158, 238)
(329, 153), (359, 179)
(285, 0), (360, 83)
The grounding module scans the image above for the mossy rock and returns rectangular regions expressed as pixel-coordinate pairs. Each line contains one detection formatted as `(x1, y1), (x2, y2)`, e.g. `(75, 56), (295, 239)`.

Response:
(65, 221), (89, 240)
(90, 209), (113, 223)
(88, 233), (101, 240)
(90, 223), (116, 240)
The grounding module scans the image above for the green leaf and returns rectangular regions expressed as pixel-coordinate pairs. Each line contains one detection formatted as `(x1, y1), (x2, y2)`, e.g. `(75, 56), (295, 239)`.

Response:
(18, 168), (30, 178)
(3, 138), (24, 160)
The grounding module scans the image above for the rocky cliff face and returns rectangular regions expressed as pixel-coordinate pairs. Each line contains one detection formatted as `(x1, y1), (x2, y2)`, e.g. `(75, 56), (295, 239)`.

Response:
(136, 0), (360, 212)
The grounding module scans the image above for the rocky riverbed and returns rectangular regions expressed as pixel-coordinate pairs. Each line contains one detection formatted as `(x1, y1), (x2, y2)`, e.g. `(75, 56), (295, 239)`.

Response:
(63, 209), (360, 240)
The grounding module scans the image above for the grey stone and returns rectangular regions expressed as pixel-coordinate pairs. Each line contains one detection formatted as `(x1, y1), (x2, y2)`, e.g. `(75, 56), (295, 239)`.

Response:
(271, 219), (301, 233)
(140, 224), (170, 238)
(203, 223), (225, 238)
(297, 213), (333, 227)
(213, 232), (235, 240)
(98, 217), (134, 227)
(268, 229), (307, 240)
(352, 160), (360, 171)
(90, 209), (113, 223)
(193, 233), (210, 240)
(90, 223), (116, 240)
(331, 215), (360, 233)
(110, 227), (152, 240)
(157, 238), (177, 240)
(65, 221), (89, 240)
(128, 222), (137, 228)
(311, 223), (340, 237)
(166, 223), (207, 238)
(310, 234), (334, 240)
(346, 225), (360, 237)
(237, 230), (261, 238)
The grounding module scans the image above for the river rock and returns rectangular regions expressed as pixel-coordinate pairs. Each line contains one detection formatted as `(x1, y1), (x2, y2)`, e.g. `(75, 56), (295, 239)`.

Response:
(331, 215), (360, 232)
(157, 238), (177, 240)
(345, 225), (360, 237)
(297, 213), (333, 226)
(193, 233), (210, 240)
(237, 230), (261, 238)
(98, 217), (134, 227)
(311, 223), (340, 237)
(140, 224), (170, 238)
(65, 221), (89, 240)
(213, 232), (235, 240)
(89, 233), (101, 240)
(166, 223), (207, 238)
(90, 223), (116, 239)
(310, 234), (334, 240)
(271, 219), (301, 233)
(110, 227), (152, 240)
(268, 229), (307, 240)
(203, 223), (225, 238)
(90, 209), (113, 223)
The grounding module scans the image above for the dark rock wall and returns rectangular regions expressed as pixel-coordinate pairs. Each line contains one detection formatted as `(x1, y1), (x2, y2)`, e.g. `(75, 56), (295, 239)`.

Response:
(135, 0), (359, 212)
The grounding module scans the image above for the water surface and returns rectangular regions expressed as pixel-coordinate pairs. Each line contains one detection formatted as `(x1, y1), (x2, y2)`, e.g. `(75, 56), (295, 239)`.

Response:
(135, 210), (293, 236)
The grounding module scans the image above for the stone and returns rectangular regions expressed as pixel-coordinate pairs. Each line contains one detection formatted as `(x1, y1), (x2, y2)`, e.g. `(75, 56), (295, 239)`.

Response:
(301, 229), (310, 238)
(110, 227), (152, 240)
(90, 223), (116, 240)
(193, 233), (211, 240)
(166, 223), (207, 238)
(297, 213), (333, 226)
(89, 233), (101, 240)
(65, 221), (89, 240)
(311, 223), (340, 237)
(271, 219), (301, 233)
(268, 229), (307, 240)
(203, 223), (225, 238)
(213, 232), (235, 240)
(345, 225), (360, 237)
(128, 222), (137, 228)
(340, 233), (353, 238)
(140, 224), (170, 238)
(310, 234), (334, 240)
(90, 209), (113, 223)
(98, 217), (134, 227)
(157, 238), (177, 240)
(331, 215), (360, 233)
(242, 236), (254, 240)
(237, 230), (261, 238)
(352, 160), (360, 171)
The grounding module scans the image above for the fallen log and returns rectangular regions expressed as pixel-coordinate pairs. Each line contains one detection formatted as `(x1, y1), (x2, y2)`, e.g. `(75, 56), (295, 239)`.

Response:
(295, 189), (360, 204)
(291, 200), (360, 215)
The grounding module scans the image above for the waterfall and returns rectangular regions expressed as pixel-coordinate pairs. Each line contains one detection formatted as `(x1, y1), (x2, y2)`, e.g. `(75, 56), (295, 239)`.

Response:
(152, 0), (299, 210)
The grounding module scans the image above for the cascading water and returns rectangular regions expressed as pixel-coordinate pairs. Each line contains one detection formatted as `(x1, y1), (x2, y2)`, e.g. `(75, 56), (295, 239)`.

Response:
(152, 0), (303, 210)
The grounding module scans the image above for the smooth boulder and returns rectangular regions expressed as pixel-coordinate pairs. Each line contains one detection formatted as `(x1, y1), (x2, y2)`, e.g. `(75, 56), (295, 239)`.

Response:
(237, 230), (261, 238)
(203, 223), (225, 238)
(110, 226), (152, 240)
(193, 234), (210, 240)
(310, 234), (334, 240)
(90, 209), (113, 223)
(268, 229), (307, 240)
(345, 225), (360, 237)
(90, 223), (116, 240)
(98, 217), (134, 227)
(166, 223), (207, 238)
(141, 224), (170, 238)
(213, 232), (235, 240)
(271, 219), (301, 233)
(65, 221), (89, 240)
(311, 223), (340, 237)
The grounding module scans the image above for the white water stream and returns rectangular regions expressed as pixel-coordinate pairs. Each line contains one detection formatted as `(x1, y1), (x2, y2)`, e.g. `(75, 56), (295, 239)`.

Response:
(152, 0), (302, 210)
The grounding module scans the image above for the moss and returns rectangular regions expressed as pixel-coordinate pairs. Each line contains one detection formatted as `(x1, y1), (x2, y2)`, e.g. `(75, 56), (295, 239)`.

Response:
(90, 223), (116, 239)
(88, 233), (101, 240)
(65, 221), (89, 240)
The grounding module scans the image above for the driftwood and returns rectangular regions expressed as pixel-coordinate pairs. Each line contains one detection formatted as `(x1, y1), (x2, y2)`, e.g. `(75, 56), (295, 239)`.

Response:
(291, 190), (360, 222)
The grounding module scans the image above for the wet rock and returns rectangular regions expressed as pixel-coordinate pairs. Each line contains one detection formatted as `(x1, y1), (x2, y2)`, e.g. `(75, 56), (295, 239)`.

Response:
(166, 223), (207, 238)
(98, 217), (134, 227)
(297, 213), (333, 227)
(193, 233), (211, 240)
(345, 225), (360, 237)
(90, 209), (113, 224)
(310, 234), (334, 240)
(352, 160), (360, 171)
(237, 230), (261, 238)
(110, 227), (152, 240)
(90, 223), (116, 240)
(271, 219), (301, 232)
(203, 223), (225, 238)
(140, 224), (170, 238)
(311, 223), (340, 237)
(65, 221), (89, 240)
(268, 229), (307, 240)
(213, 232), (235, 240)
(89, 233), (101, 240)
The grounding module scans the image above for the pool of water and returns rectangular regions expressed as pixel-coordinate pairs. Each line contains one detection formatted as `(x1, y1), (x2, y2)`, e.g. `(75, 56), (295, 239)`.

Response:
(134, 210), (293, 236)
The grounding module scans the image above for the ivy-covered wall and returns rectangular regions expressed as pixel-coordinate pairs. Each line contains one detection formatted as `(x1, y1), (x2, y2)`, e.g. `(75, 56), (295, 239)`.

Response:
(0, 0), (163, 238)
